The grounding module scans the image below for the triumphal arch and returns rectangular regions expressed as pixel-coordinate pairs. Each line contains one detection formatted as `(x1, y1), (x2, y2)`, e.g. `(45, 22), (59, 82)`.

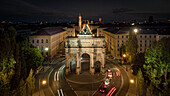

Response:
(65, 24), (105, 75)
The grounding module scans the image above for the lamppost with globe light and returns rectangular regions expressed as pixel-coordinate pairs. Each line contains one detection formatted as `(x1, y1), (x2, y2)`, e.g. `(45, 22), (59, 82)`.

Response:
(39, 79), (46, 96)
(45, 47), (49, 66)
(123, 54), (128, 71)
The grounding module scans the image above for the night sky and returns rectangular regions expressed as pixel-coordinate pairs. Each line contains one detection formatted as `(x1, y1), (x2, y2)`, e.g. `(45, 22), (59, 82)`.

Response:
(0, 0), (170, 22)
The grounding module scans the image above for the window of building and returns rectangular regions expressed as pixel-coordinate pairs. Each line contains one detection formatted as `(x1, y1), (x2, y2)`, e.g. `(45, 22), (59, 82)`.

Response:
(126, 36), (128, 38)
(140, 48), (142, 51)
(118, 44), (119, 47)
(41, 39), (43, 43)
(140, 44), (142, 47)
(140, 40), (142, 43)
(150, 35), (151, 38)
(46, 39), (48, 43)
(145, 36), (147, 38)
(41, 46), (43, 50)
(32, 40), (34, 43)
(118, 40), (119, 43)
(37, 40), (39, 43)
(145, 44), (147, 47)
(154, 35), (156, 38)
(122, 40), (124, 43)
(145, 40), (147, 43)
(122, 36), (124, 38)
(118, 36), (119, 38)
(140, 36), (142, 38)
(149, 40), (151, 43)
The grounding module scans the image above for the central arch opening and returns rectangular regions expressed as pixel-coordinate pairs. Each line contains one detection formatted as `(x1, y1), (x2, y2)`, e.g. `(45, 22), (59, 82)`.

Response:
(81, 53), (90, 72)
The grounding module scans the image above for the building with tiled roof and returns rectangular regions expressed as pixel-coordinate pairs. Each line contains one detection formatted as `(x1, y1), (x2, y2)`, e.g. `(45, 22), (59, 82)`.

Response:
(97, 26), (170, 57)
(29, 27), (75, 58)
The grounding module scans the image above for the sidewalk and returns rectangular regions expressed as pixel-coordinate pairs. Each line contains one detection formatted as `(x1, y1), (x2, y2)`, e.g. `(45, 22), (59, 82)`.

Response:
(122, 65), (137, 96)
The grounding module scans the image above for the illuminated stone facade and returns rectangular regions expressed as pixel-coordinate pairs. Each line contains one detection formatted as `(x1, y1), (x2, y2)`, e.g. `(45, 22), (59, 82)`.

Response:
(65, 23), (105, 75)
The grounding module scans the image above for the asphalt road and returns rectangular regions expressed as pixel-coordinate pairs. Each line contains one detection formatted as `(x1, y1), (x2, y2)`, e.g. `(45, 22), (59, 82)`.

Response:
(34, 57), (129, 96)
(93, 59), (129, 96)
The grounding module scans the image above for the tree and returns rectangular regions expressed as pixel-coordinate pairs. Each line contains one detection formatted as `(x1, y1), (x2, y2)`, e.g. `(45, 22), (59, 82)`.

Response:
(21, 40), (44, 74)
(8, 26), (16, 55)
(146, 83), (153, 96)
(11, 43), (21, 90)
(26, 69), (35, 96)
(0, 28), (11, 71)
(132, 53), (145, 75)
(144, 38), (170, 92)
(137, 69), (144, 96)
(18, 78), (26, 96)
(119, 44), (126, 57)
(126, 29), (138, 63)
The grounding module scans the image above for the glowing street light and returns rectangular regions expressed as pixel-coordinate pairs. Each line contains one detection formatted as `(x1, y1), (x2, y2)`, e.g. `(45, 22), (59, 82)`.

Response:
(130, 79), (134, 84)
(42, 80), (47, 85)
(45, 47), (48, 51)
(92, 34), (95, 37)
(133, 29), (138, 33)
(39, 79), (47, 96)
(123, 54), (126, 57)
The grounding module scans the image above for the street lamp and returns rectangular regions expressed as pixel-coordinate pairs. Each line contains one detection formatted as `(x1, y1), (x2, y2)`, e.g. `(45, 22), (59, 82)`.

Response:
(122, 54), (128, 71)
(123, 54), (126, 58)
(45, 47), (49, 66)
(130, 79), (134, 84)
(39, 79), (47, 96)
(133, 28), (138, 34)
(45, 47), (48, 51)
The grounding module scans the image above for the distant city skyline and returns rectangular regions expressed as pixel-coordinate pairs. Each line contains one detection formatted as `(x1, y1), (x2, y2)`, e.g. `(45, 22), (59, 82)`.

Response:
(0, 0), (170, 23)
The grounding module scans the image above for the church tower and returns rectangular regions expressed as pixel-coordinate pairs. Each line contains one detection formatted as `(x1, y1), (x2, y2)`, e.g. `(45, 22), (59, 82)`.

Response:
(79, 12), (82, 31)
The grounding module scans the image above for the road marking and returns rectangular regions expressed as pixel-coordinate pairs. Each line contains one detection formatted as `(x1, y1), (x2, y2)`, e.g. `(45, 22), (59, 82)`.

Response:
(57, 72), (59, 81)
(60, 89), (64, 96)
(57, 90), (60, 96)
(54, 72), (57, 81)
(47, 68), (55, 96)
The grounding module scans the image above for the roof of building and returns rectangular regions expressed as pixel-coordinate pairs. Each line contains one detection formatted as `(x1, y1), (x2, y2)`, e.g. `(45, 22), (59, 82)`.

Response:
(31, 27), (66, 36)
(104, 27), (159, 35)
(139, 29), (158, 34)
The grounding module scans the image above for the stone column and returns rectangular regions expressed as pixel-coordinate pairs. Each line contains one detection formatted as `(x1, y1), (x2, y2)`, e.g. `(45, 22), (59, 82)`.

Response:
(90, 53), (95, 74)
(65, 58), (70, 75)
(101, 53), (105, 73)
(76, 53), (81, 75)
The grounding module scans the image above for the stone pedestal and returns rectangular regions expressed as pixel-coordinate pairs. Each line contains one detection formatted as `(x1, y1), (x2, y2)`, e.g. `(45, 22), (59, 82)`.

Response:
(90, 67), (95, 75)
(101, 67), (105, 73)
(76, 67), (80, 75)
(65, 67), (70, 75)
